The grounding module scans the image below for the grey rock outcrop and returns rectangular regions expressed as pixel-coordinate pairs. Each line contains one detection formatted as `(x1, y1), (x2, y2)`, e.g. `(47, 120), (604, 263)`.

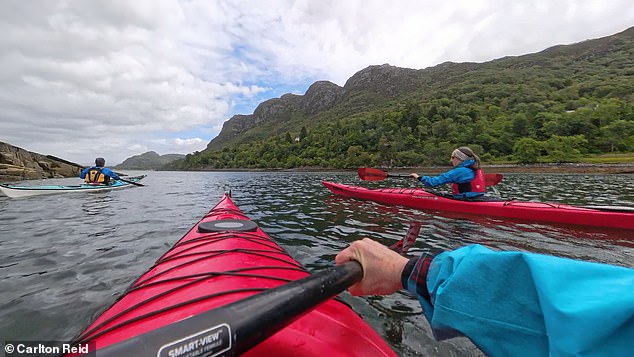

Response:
(0, 142), (82, 182)
(342, 64), (426, 96)
(302, 81), (344, 115)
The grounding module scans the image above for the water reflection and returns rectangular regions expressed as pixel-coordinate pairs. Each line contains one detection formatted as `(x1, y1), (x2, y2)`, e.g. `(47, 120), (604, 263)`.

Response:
(80, 194), (114, 215)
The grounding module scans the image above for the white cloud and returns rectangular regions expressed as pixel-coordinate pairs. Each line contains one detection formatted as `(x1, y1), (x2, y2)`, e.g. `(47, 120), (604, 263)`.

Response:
(1, 0), (633, 165)
(231, 0), (634, 84)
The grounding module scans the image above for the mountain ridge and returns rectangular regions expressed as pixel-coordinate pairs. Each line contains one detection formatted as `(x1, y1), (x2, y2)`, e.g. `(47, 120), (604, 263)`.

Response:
(168, 25), (634, 170)
(200, 26), (633, 160)
(116, 151), (185, 170)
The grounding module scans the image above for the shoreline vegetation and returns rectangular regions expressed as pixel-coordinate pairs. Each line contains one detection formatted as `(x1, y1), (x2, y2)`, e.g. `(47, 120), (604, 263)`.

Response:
(171, 162), (634, 175)
(413, 163), (634, 175)
(159, 151), (634, 175)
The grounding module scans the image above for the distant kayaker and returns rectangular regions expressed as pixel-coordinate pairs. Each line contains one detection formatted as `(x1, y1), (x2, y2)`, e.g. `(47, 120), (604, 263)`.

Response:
(410, 146), (485, 199)
(335, 238), (634, 357)
(80, 157), (120, 185)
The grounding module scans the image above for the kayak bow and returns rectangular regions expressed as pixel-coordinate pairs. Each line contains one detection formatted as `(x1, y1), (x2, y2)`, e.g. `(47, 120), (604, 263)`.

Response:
(322, 181), (634, 231)
(0, 175), (146, 198)
(68, 193), (396, 356)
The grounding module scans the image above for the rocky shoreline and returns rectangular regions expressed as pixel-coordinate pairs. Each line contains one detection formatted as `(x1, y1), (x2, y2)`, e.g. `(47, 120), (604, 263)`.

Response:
(0, 142), (82, 182)
(181, 163), (634, 175)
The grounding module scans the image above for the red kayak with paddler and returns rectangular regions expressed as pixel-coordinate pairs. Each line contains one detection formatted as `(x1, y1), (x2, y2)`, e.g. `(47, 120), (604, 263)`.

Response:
(321, 168), (634, 231)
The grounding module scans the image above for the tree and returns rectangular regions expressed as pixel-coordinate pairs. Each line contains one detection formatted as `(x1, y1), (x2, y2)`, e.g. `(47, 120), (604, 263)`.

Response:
(513, 138), (542, 164)
(543, 135), (588, 163)
(598, 120), (634, 152)
(511, 113), (530, 137)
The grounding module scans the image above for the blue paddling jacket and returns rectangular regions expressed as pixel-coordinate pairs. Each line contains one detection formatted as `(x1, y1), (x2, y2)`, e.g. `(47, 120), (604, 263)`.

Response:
(417, 159), (485, 199)
(401, 244), (634, 357)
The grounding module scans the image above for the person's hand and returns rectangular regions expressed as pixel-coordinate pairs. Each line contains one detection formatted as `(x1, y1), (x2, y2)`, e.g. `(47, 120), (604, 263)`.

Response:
(335, 238), (408, 296)
(410, 173), (420, 180)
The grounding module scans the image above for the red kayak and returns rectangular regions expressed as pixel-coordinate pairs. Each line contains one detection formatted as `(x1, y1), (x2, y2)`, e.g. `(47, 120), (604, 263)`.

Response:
(322, 181), (634, 231)
(68, 193), (396, 356)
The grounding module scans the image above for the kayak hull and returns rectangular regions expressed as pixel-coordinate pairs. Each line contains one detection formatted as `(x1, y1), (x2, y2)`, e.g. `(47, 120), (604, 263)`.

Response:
(70, 194), (395, 356)
(0, 175), (145, 198)
(322, 181), (634, 231)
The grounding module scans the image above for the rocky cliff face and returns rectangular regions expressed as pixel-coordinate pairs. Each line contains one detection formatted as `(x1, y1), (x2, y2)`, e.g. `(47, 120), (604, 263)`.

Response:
(302, 81), (345, 115)
(206, 80), (345, 151)
(342, 64), (427, 96)
(205, 65), (422, 151)
(0, 142), (82, 182)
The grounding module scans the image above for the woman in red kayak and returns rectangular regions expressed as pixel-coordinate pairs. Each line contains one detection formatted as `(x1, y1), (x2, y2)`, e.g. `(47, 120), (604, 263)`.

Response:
(410, 146), (486, 199)
(335, 238), (634, 357)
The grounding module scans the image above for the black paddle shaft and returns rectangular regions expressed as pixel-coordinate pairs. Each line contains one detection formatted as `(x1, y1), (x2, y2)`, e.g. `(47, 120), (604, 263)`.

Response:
(94, 262), (363, 357)
(388, 173), (411, 178)
(118, 178), (145, 187)
(233, 261), (363, 355)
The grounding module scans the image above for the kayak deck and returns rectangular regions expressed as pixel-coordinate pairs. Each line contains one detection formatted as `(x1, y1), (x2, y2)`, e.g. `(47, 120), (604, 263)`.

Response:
(69, 194), (395, 356)
(0, 175), (145, 198)
(322, 181), (634, 231)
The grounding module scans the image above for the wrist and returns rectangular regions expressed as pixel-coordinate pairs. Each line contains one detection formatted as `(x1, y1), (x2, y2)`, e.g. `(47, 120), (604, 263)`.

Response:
(390, 256), (409, 291)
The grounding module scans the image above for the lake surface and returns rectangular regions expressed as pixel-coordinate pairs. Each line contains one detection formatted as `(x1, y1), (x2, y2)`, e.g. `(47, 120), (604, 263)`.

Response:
(1, 171), (633, 356)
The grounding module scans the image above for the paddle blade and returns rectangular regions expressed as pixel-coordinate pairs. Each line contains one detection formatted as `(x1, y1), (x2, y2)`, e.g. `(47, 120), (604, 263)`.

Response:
(485, 173), (503, 187)
(357, 168), (388, 181)
(390, 222), (421, 255)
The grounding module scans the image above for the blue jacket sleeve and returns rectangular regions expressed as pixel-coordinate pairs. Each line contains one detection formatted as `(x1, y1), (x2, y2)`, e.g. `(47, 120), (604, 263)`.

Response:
(101, 168), (120, 180)
(79, 167), (89, 179)
(402, 245), (634, 357)
(419, 167), (474, 187)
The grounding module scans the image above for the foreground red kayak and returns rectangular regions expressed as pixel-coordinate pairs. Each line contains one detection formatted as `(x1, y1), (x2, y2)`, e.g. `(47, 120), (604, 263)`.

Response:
(68, 193), (395, 356)
(323, 181), (634, 231)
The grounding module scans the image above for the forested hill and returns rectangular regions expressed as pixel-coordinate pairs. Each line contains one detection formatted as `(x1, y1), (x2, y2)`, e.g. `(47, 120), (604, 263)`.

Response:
(168, 26), (634, 170)
(115, 151), (185, 170)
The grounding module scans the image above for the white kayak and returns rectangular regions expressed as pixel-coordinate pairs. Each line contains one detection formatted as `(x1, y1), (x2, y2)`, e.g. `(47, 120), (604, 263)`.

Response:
(0, 175), (146, 198)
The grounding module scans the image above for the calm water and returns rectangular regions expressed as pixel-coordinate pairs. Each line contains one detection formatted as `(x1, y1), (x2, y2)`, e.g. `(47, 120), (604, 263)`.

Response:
(1, 171), (633, 356)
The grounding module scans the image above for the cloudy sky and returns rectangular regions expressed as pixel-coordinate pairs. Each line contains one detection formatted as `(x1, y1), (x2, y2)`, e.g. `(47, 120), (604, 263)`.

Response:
(1, 0), (633, 165)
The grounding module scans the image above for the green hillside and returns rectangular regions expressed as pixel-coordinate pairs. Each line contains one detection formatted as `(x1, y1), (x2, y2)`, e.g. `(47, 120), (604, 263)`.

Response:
(167, 27), (634, 170)
(116, 151), (185, 170)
